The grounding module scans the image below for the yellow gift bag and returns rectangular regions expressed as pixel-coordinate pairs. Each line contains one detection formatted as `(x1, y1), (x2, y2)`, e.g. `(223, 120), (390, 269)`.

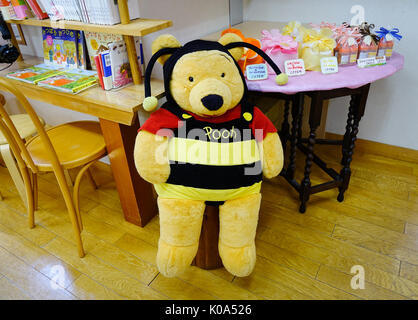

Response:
(301, 28), (336, 71)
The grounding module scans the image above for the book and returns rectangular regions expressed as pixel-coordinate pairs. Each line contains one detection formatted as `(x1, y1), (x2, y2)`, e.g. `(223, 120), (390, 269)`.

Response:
(94, 54), (104, 90)
(84, 31), (123, 70)
(79, 0), (140, 25)
(10, 0), (34, 20)
(108, 40), (132, 89)
(6, 63), (64, 84)
(26, 0), (48, 19)
(100, 50), (112, 90)
(37, 0), (61, 20)
(37, 68), (98, 94)
(42, 28), (79, 69)
(77, 31), (87, 69)
(0, 0), (18, 20)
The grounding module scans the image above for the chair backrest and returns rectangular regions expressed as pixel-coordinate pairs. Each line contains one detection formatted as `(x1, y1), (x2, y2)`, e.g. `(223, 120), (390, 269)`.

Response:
(0, 78), (63, 175)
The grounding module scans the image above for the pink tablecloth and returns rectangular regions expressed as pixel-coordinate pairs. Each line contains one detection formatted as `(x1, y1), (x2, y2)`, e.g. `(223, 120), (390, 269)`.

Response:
(246, 52), (404, 94)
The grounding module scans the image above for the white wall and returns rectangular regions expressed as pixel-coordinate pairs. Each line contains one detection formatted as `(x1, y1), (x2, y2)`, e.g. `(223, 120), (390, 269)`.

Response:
(244, 0), (417, 150)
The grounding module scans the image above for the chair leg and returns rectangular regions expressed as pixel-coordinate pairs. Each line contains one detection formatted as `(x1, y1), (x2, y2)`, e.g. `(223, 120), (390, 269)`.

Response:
(21, 167), (35, 229)
(64, 169), (73, 189)
(73, 162), (96, 232)
(1, 144), (27, 206)
(32, 172), (38, 211)
(54, 169), (85, 258)
(86, 168), (98, 190)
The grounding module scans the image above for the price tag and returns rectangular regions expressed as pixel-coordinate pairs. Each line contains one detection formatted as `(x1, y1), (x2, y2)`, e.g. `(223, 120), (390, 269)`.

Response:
(357, 57), (377, 68)
(285, 59), (306, 76)
(320, 57), (338, 74)
(246, 64), (268, 81)
(357, 56), (387, 68)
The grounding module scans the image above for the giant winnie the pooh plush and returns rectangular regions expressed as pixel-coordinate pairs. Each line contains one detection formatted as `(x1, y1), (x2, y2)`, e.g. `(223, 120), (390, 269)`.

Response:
(134, 33), (287, 278)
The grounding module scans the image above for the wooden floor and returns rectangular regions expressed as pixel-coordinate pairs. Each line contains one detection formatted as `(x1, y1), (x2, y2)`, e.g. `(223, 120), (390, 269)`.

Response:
(0, 139), (417, 300)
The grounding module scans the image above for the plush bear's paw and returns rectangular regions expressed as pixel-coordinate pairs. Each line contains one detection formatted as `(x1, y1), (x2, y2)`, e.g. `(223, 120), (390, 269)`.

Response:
(157, 239), (199, 277)
(219, 242), (256, 277)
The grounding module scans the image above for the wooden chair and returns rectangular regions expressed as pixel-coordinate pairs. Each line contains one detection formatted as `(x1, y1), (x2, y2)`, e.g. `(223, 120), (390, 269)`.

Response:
(0, 94), (46, 206)
(0, 78), (107, 258)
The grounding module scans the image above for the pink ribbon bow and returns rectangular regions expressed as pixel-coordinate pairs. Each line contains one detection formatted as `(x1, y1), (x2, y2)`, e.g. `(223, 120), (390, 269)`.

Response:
(261, 29), (298, 54)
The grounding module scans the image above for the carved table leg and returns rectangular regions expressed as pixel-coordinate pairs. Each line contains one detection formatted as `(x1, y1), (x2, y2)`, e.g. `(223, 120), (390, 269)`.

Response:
(338, 84), (370, 202)
(299, 93), (323, 213)
(341, 97), (356, 166)
(286, 93), (304, 180)
(280, 99), (291, 148)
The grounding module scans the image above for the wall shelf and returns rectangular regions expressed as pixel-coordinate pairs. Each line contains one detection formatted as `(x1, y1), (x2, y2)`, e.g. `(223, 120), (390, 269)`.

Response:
(0, 55), (165, 126)
(5, 17), (172, 37)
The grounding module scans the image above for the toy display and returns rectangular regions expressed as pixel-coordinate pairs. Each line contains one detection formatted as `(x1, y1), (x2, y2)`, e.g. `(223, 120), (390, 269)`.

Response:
(134, 33), (288, 278)
(220, 27), (264, 74)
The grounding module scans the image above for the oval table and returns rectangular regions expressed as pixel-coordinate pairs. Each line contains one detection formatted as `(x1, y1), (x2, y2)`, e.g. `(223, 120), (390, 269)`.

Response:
(248, 52), (404, 213)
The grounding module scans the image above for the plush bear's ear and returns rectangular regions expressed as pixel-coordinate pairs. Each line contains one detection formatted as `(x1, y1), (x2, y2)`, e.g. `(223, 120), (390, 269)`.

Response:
(151, 34), (182, 65)
(218, 33), (244, 61)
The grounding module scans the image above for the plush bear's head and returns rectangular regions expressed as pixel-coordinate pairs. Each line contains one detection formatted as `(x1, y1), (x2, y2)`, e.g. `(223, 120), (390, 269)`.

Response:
(143, 33), (288, 115)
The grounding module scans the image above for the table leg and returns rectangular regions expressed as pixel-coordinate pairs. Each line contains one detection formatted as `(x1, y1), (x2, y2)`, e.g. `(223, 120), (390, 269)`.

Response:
(280, 99), (291, 147)
(99, 117), (158, 227)
(338, 84), (370, 202)
(299, 93), (323, 213)
(286, 93), (304, 180)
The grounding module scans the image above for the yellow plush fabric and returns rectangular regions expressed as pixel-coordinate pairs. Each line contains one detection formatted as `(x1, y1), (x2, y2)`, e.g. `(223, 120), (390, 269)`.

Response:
(134, 34), (284, 278)
(170, 50), (244, 117)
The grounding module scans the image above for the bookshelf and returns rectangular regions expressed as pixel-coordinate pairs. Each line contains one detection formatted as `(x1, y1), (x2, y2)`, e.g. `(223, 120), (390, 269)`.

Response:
(5, 18), (172, 37)
(4, 0), (172, 86)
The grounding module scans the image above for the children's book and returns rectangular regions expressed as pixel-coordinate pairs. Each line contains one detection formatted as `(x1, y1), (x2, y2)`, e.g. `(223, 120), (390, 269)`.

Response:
(10, 0), (33, 19)
(77, 31), (87, 69)
(53, 29), (79, 69)
(108, 40), (132, 89)
(0, 0), (18, 20)
(84, 31), (123, 70)
(26, 0), (48, 19)
(37, 69), (98, 94)
(6, 64), (64, 84)
(42, 27), (55, 65)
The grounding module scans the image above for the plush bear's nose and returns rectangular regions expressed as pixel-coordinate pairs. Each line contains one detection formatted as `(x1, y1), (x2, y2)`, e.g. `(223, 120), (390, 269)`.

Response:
(201, 94), (224, 111)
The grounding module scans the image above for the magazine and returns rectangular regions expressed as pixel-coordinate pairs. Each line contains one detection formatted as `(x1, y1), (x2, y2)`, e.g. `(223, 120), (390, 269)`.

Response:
(6, 64), (64, 84)
(37, 69), (98, 94)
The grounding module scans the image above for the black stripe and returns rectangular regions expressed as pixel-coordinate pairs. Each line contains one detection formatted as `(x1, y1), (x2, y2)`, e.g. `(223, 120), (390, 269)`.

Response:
(167, 162), (262, 190)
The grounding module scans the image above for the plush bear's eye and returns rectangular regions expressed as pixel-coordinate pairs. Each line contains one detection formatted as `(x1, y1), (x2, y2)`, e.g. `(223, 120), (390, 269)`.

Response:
(221, 73), (225, 78)
(188, 76), (194, 82)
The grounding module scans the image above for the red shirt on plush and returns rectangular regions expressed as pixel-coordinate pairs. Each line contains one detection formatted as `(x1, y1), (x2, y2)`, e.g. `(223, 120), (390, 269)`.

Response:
(139, 104), (277, 141)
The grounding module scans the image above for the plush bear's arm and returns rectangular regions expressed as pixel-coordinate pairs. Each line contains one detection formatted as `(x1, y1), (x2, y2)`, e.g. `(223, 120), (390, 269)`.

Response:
(134, 131), (170, 184)
(261, 132), (284, 179)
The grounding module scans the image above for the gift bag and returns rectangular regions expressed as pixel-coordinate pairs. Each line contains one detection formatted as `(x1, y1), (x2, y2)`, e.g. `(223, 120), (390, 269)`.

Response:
(358, 23), (379, 59)
(261, 29), (298, 74)
(300, 28), (336, 71)
(333, 24), (361, 65)
(376, 27), (402, 59)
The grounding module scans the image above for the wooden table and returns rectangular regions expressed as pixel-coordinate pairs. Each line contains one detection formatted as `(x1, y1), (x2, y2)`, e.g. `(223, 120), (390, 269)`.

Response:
(206, 21), (404, 213)
(0, 56), (165, 226)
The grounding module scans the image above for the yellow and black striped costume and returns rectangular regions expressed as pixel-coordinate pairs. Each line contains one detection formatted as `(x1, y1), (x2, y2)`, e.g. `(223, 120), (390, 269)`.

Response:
(154, 103), (263, 202)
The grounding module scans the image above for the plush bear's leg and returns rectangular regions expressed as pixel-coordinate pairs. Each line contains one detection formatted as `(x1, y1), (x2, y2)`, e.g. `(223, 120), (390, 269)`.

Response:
(218, 193), (261, 277)
(157, 197), (205, 277)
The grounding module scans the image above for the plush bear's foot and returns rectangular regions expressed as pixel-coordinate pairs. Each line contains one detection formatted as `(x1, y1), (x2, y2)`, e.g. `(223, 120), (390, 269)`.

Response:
(219, 242), (256, 277)
(157, 239), (199, 277)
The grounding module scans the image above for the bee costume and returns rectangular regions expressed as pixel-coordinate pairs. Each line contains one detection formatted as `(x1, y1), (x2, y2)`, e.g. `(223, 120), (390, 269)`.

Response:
(141, 39), (284, 203)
